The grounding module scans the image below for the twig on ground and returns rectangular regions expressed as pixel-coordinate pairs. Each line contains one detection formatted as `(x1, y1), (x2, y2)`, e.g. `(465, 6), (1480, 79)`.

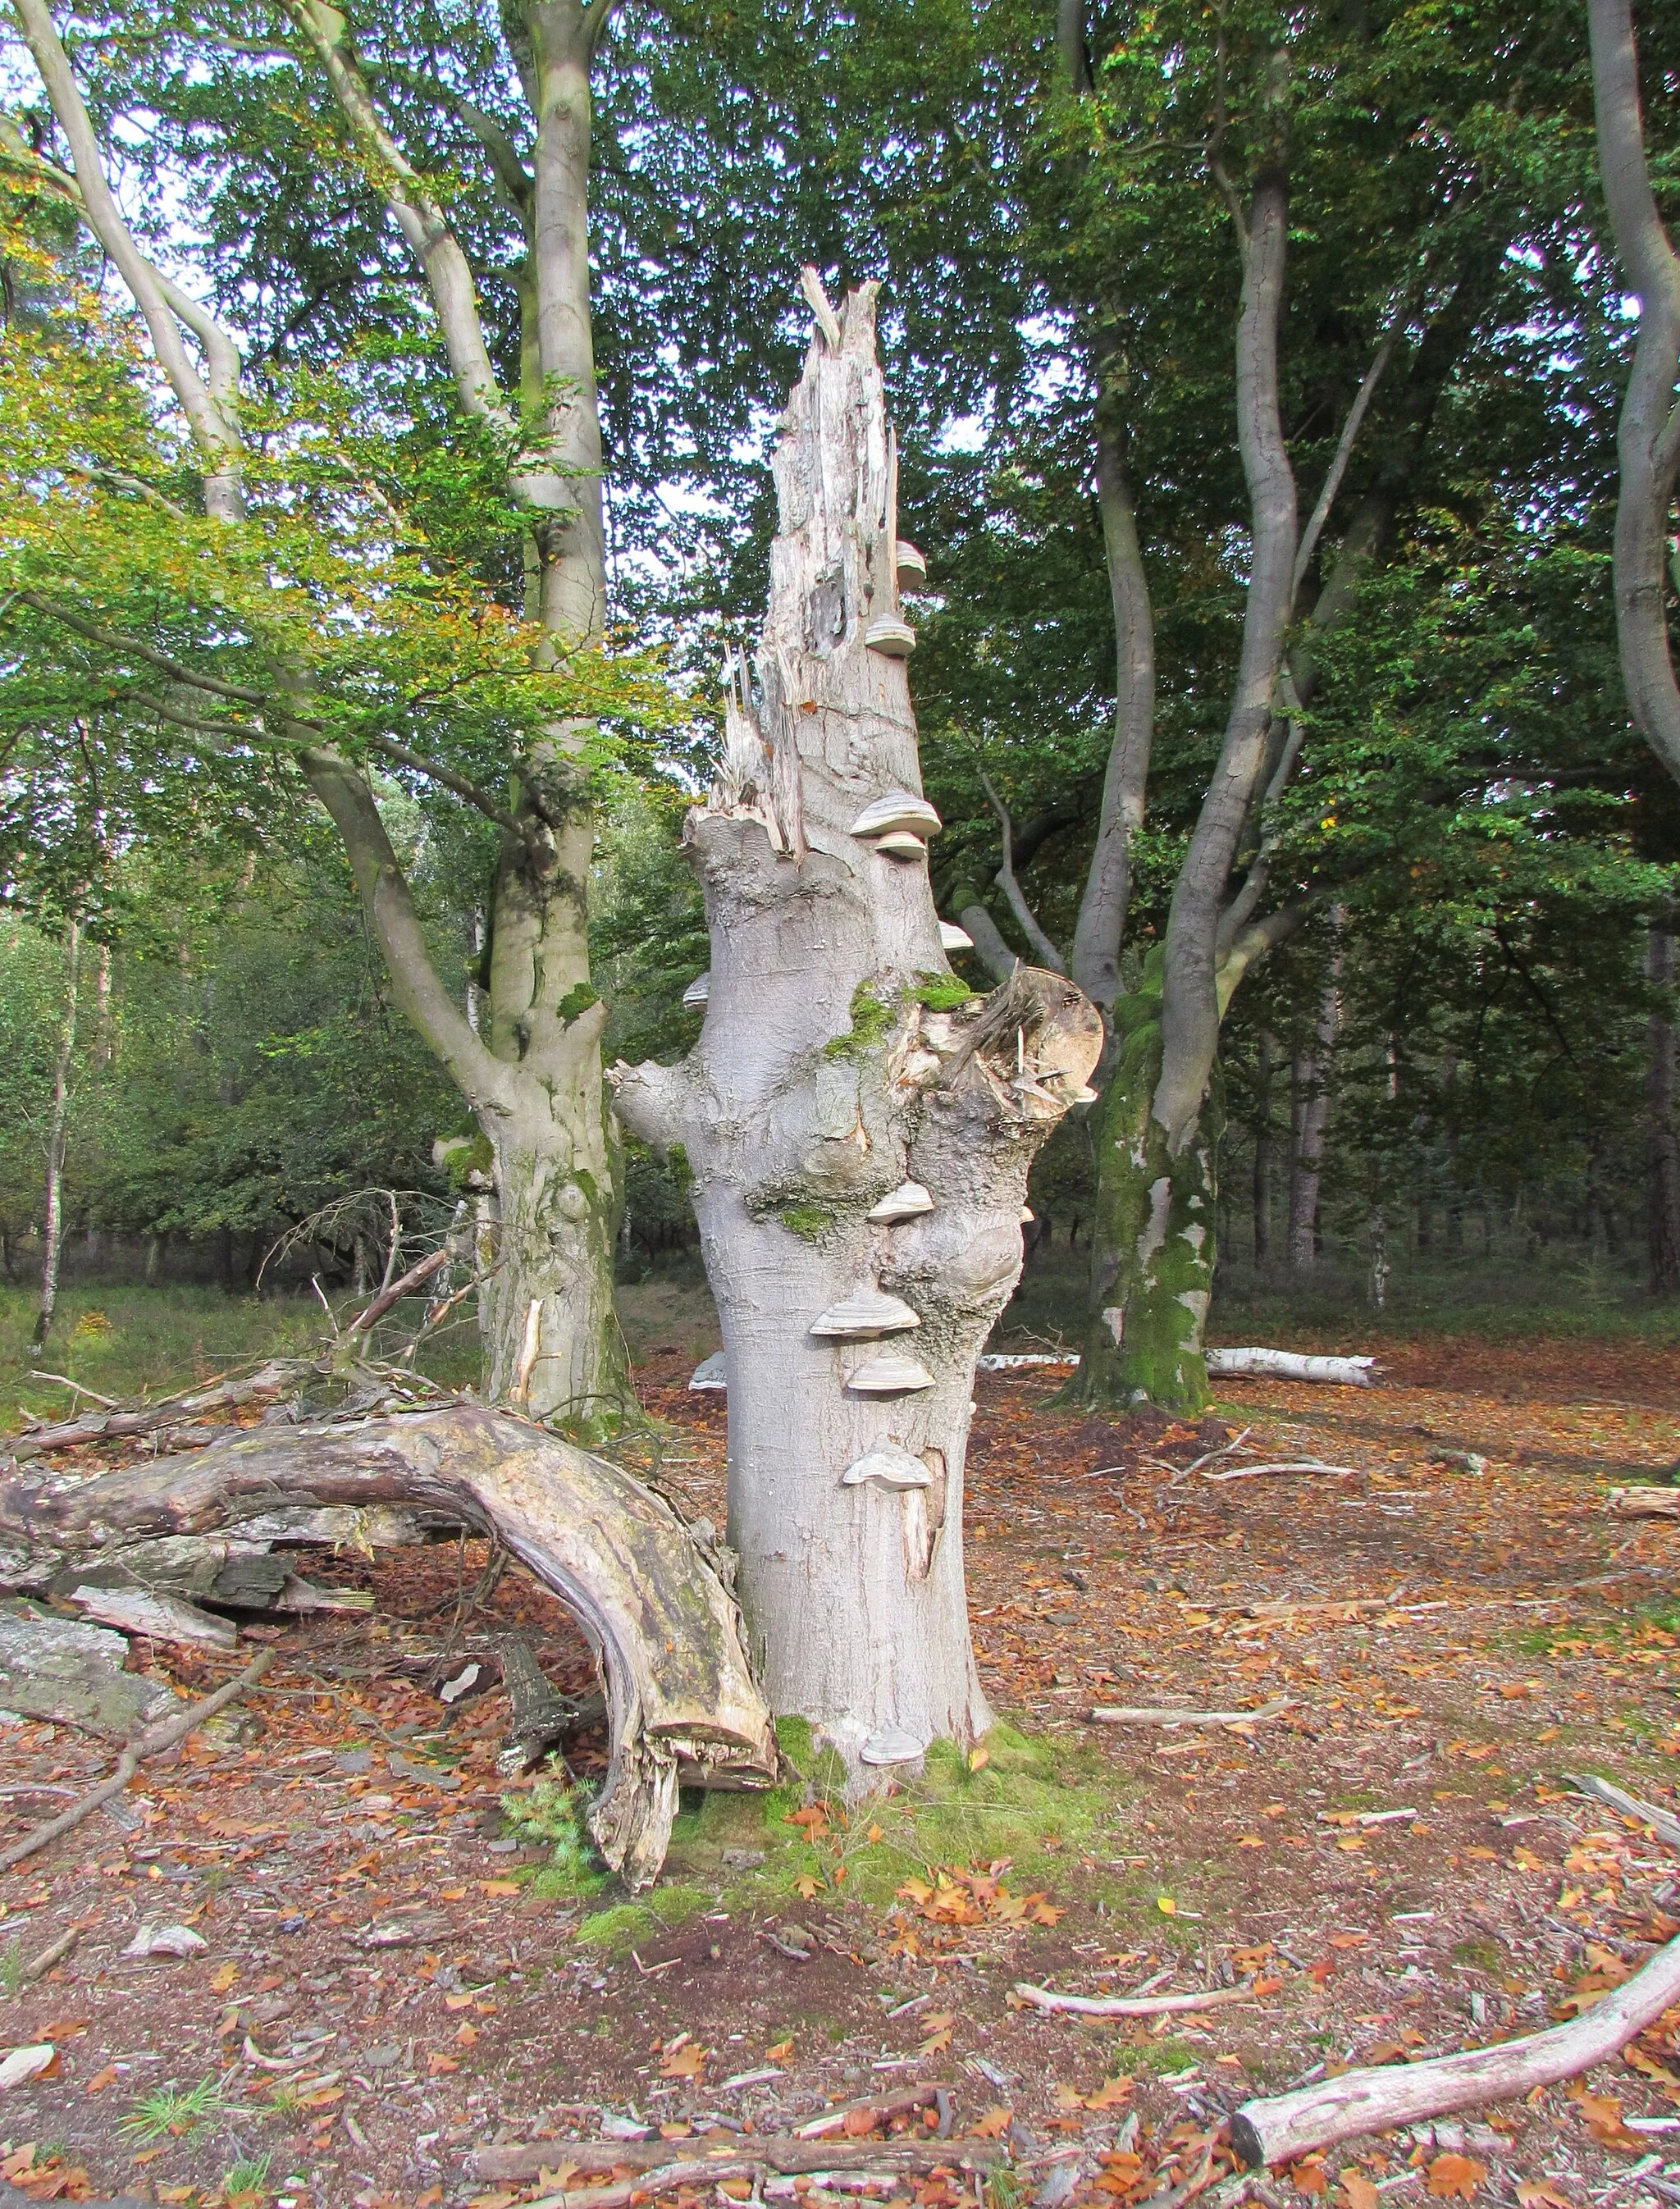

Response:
(0, 1648), (274, 1873)
(1197, 1461), (1363, 1484)
(1230, 1932), (1680, 2166)
(1014, 1979), (1260, 2020)
(7, 1925), (80, 1986)
(26, 1372), (120, 1408)
(1089, 1697), (1298, 1729)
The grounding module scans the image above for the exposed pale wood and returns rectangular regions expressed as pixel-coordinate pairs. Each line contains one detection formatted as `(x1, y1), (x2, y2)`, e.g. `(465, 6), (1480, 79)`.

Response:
(1203, 1349), (1375, 1386)
(66, 1583), (238, 1650)
(473, 2125), (993, 2188)
(1609, 1485), (1680, 1520)
(0, 1406), (775, 1887)
(1567, 1770), (1680, 1847)
(0, 1650), (272, 1874)
(1230, 1932), (1680, 2166)
(1089, 1696), (1297, 1728)
(1197, 1461), (1361, 1485)
(1016, 1979), (1260, 2019)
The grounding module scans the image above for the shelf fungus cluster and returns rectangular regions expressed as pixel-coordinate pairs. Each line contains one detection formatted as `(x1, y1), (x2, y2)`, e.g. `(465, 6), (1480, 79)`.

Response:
(849, 787), (942, 865)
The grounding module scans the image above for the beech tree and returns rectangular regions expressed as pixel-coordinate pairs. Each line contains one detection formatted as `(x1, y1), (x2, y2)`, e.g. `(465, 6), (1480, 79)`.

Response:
(2, 0), (644, 1422)
(614, 280), (1101, 1761)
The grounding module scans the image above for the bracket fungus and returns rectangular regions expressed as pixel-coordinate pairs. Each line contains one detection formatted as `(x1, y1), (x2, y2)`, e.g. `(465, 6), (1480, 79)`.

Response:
(810, 1287), (922, 1340)
(866, 1180), (936, 1224)
(846, 1352), (936, 1395)
(841, 1444), (934, 1490)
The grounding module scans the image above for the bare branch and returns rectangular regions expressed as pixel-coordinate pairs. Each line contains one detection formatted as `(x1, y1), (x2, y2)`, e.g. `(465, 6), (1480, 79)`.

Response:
(8, 0), (244, 515)
(979, 770), (1066, 974)
(1292, 287), (1412, 600)
(279, 0), (514, 433)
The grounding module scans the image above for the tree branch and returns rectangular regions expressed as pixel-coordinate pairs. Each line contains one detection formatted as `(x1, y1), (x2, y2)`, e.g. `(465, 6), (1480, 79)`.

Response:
(278, 0), (515, 434)
(979, 771), (1066, 974)
(299, 747), (516, 1112)
(9, 0), (244, 518)
(1292, 287), (1410, 600)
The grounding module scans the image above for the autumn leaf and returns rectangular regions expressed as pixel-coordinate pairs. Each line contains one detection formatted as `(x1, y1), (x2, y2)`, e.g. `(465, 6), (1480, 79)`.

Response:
(1085, 2077), (1133, 2110)
(1290, 2158), (1329, 2196)
(426, 2054), (459, 2076)
(454, 2022), (479, 2047)
(970, 2107), (1012, 2138)
(209, 1961), (239, 1993)
(660, 2042), (708, 2079)
(865, 1823), (883, 1844)
(84, 2064), (117, 2095)
(479, 1879), (519, 1897)
(793, 1873), (823, 1900)
(1157, 1896), (1178, 1916)
(445, 1991), (477, 2010)
(1425, 2153), (1486, 2198)
(1340, 2175), (1380, 2209)
(1516, 2185), (1575, 2209)
(922, 2012), (956, 2037)
(765, 2040), (793, 2061)
(968, 1746), (990, 1772)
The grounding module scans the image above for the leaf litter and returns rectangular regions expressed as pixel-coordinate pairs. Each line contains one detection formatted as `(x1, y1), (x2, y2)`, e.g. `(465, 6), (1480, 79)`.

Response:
(2, 1336), (1680, 2205)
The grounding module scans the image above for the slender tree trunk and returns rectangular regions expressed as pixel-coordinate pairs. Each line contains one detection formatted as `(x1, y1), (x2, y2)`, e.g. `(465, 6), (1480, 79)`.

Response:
(32, 920), (80, 1350)
(1647, 925), (1680, 1293)
(1253, 1029), (1276, 1267)
(1288, 938), (1341, 1267)
(614, 287), (1102, 1765)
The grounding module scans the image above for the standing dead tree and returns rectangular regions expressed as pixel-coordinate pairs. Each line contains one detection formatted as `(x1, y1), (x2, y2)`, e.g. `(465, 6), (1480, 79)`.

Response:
(611, 279), (1102, 1773)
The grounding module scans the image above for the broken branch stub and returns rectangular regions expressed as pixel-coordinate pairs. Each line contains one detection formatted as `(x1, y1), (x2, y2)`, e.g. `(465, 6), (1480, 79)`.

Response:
(0, 1406), (776, 1887)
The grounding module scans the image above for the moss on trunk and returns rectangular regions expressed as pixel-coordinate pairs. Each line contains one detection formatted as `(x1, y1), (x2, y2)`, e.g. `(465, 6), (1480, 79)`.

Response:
(1063, 963), (1222, 1411)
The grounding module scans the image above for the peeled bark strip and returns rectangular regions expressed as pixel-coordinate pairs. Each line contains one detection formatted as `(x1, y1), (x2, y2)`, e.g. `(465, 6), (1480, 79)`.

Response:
(0, 1408), (776, 1887)
(1231, 1933), (1680, 2167)
(612, 281), (1101, 1771)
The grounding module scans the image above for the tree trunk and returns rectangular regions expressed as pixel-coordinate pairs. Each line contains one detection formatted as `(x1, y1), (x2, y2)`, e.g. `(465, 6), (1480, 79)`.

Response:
(613, 285), (1102, 1771)
(1288, 945), (1341, 1267)
(1253, 1029), (1276, 1267)
(1062, 968), (1221, 1412)
(32, 920), (80, 1350)
(1647, 925), (1680, 1293)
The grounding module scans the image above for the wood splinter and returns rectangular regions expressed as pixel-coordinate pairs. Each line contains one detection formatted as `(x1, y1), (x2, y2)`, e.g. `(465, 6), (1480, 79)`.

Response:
(1089, 1696), (1298, 1730)
(1015, 1978), (1261, 2020)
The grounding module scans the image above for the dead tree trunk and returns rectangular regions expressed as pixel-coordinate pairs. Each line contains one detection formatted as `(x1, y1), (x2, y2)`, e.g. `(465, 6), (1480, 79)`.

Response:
(611, 281), (1102, 1775)
(0, 1407), (775, 1887)
(1287, 936), (1341, 1269)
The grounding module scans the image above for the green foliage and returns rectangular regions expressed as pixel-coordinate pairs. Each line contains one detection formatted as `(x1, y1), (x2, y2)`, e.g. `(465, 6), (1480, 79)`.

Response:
(221, 2152), (272, 2198)
(575, 1901), (657, 1951)
(499, 1778), (609, 1899)
(910, 973), (975, 1011)
(556, 984), (600, 1023)
(120, 2075), (225, 2143)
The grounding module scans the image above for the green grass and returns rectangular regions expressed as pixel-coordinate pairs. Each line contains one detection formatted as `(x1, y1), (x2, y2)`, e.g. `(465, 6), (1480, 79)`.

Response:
(120, 2075), (226, 2143)
(222, 2151), (272, 2198)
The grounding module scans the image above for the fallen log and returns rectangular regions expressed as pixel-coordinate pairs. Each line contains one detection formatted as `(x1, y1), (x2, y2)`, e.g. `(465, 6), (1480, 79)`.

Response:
(1230, 1931), (1680, 2167)
(1203, 1349), (1376, 1387)
(1089, 1697), (1297, 1729)
(1608, 1486), (1680, 1520)
(1016, 1979), (1259, 2020)
(0, 1405), (776, 1887)
(0, 1648), (273, 1873)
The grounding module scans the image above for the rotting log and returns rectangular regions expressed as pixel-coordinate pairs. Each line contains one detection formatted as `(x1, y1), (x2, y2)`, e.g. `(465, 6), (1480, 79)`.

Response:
(1203, 1349), (1376, 1387)
(1230, 1932), (1680, 2166)
(0, 1405), (778, 1888)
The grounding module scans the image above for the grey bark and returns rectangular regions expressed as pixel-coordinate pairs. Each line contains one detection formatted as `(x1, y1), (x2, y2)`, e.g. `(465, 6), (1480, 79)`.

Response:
(1287, 933), (1341, 1269)
(19, 0), (628, 1420)
(1647, 924), (1680, 1293)
(612, 285), (1102, 1768)
(1155, 164), (1297, 1153)
(32, 919), (80, 1350)
(1587, 0), (1680, 781)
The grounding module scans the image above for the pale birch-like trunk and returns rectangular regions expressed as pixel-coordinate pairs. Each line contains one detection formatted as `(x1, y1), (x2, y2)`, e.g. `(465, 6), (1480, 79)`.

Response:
(614, 285), (1101, 1765)
(17, 0), (629, 1426)
(32, 920), (80, 1350)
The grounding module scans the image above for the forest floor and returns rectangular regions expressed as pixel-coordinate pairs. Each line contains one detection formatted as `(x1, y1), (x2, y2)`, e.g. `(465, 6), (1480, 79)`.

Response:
(3, 1326), (1680, 2209)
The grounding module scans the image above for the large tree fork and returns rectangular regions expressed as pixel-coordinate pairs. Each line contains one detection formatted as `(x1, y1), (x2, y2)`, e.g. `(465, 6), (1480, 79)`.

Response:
(0, 1408), (777, 1889)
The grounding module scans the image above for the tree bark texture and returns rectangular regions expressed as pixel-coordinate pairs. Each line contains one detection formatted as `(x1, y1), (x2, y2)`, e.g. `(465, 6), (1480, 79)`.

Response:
(1253, 1029), (1276, 1266)
(1647, 925), (1680, 1293)
(1064, 961), (1222, 1412)
(0, 1408), (775, 1887)
(611, 285), (1102, 1771)
(1287, 950), (1340, 1269)
(32, 919), (80, 1350)
(1587, 0), (1680, 782)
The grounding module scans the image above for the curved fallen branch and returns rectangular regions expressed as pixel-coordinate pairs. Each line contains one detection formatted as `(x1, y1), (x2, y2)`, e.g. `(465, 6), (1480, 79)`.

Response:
(1198, 1461), (1362, 1485)
(1230, 1933), (1680, 2166)
(1015, 1979), (1260, 2019)
(2, 1358), (313, 1465)
(0, 1647), (272, 1873)
(0, 1406), (776, 1888)
(1204, 1349), (1376, 1387)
